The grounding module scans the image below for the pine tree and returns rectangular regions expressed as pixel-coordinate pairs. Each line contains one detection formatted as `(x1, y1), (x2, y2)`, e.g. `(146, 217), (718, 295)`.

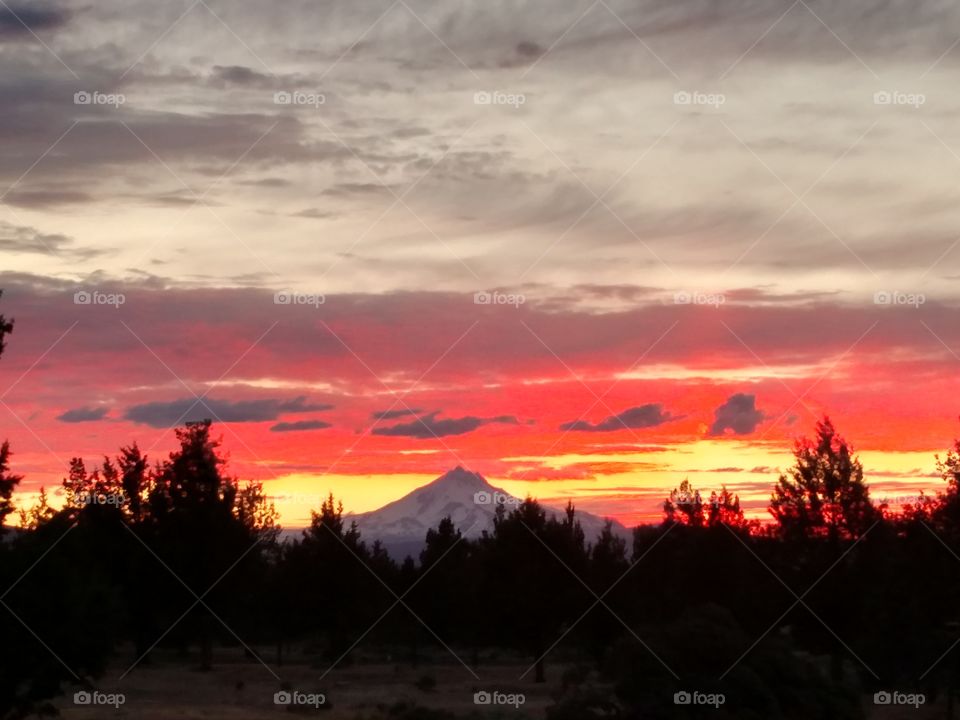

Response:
(0, 298), (18, 533)
(0, 441), (23, 532)
(664, 478), (705, 527)
(770, 416), (877, 542)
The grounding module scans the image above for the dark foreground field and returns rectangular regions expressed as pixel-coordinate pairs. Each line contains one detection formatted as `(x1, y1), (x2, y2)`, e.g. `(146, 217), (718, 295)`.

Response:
(54, 648), (554, 719)
(46, 647), (942, 720)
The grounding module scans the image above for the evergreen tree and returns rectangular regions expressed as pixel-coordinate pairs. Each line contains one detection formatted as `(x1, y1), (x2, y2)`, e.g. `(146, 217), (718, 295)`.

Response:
(0, 442), (22, 533)
(0, 295), (16, 534)
(663, 478), (704, 527)
(770, 417), (877, 542)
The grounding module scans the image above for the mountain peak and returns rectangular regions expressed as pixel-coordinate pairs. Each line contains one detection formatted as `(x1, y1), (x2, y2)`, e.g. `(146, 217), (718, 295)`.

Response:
(351, 466), (630, 559)
(434, 466), (489, 489)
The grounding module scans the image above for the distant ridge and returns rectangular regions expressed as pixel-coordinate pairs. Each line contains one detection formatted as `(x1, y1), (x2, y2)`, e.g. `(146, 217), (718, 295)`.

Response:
(349, 466), (630, 558)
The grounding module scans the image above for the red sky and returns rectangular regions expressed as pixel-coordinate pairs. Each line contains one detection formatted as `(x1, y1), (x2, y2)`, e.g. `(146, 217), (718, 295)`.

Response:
(1, 282), (957, 527)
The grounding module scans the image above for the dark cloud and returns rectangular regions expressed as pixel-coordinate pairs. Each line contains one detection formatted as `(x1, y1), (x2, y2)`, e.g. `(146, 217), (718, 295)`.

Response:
(0, 222), (107, 259)
(237, 177), (292, 188)
(0, 5), (70, 38)
(278, 396), (334, 413)
(125, 395), (332, 428)
(270, 419), (332, 433)
(560, 404), (677, 433)
(124, 192), (210, 208)
(372, 412), (519, 439)
(372, 408), (423, 420)
(0, 94), (350, 199)
(7, 275), (960, 374)
(321, 182), (394, 198)
(292, 208), (338, 219)
(57, 406), (108, 423)
(709, 393), (765, 436)
(3, 190), (94, 209)
(516, 41), (544, 58)
(391, 127), (431, 139)
(209, 65), (274, 88)
(500, 40), (545, 67)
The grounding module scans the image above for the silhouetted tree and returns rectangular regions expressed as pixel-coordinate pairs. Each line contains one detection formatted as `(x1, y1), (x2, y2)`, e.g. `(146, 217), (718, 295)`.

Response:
(289, 493), (394, 661)
(118, 443), (148, 524)
(138, 420), (272, 670)
(481, 499), (590, 682)
(663, 478), (704, 527)
(0, 442), (22, 534)
(16, 486), (55, 530)
(582, 519), (629, 663)
(0, 302), (119, 720)
(770, 417), (878, 542)
(927, 429), (960, 539)
(0, 295), (15, 535)
(408, 517), (472, 662)
(706, 486), (754, 531)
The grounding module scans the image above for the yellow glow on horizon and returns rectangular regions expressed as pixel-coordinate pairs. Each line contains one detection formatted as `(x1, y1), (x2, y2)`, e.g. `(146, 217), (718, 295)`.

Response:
(264, 472), (437, 528)
(8, 445), (946, 531)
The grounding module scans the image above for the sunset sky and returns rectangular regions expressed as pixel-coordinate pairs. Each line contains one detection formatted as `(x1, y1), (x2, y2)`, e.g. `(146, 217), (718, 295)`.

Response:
(2, 0), (960, 527)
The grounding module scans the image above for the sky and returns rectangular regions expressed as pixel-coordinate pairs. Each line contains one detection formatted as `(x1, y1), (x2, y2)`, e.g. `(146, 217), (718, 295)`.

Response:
(2, 0), (960, 527)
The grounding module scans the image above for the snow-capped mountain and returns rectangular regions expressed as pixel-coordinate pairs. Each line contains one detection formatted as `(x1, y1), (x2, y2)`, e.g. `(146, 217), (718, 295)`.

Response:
(349, 466), (630, 558)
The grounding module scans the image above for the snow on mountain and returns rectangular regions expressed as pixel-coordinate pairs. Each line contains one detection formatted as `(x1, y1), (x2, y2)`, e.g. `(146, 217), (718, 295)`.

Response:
(348, 466), (630, 558)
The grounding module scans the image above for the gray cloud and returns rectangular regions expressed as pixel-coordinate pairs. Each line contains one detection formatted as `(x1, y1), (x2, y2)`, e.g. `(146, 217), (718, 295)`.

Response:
(209, 65), (274, 88)
(291, 208), (338, 219)
(372, 408), (423, 420)
(560, 404), (677, 432)
(3, 0), (955, 284)
(709, 393), (765, 436)
(499, 40), (545, 67)
(270, 419), (332, 432)
(57, 406), (109, 423)
(279, 396), (334, 413)
(3, 189), (94, 209)
(0, 5), (70, 39)
(321, 182), (396, 198)
(0, 222), (107, 259)
(372, 411), (519, 438)
(125, 395), (332, 428)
